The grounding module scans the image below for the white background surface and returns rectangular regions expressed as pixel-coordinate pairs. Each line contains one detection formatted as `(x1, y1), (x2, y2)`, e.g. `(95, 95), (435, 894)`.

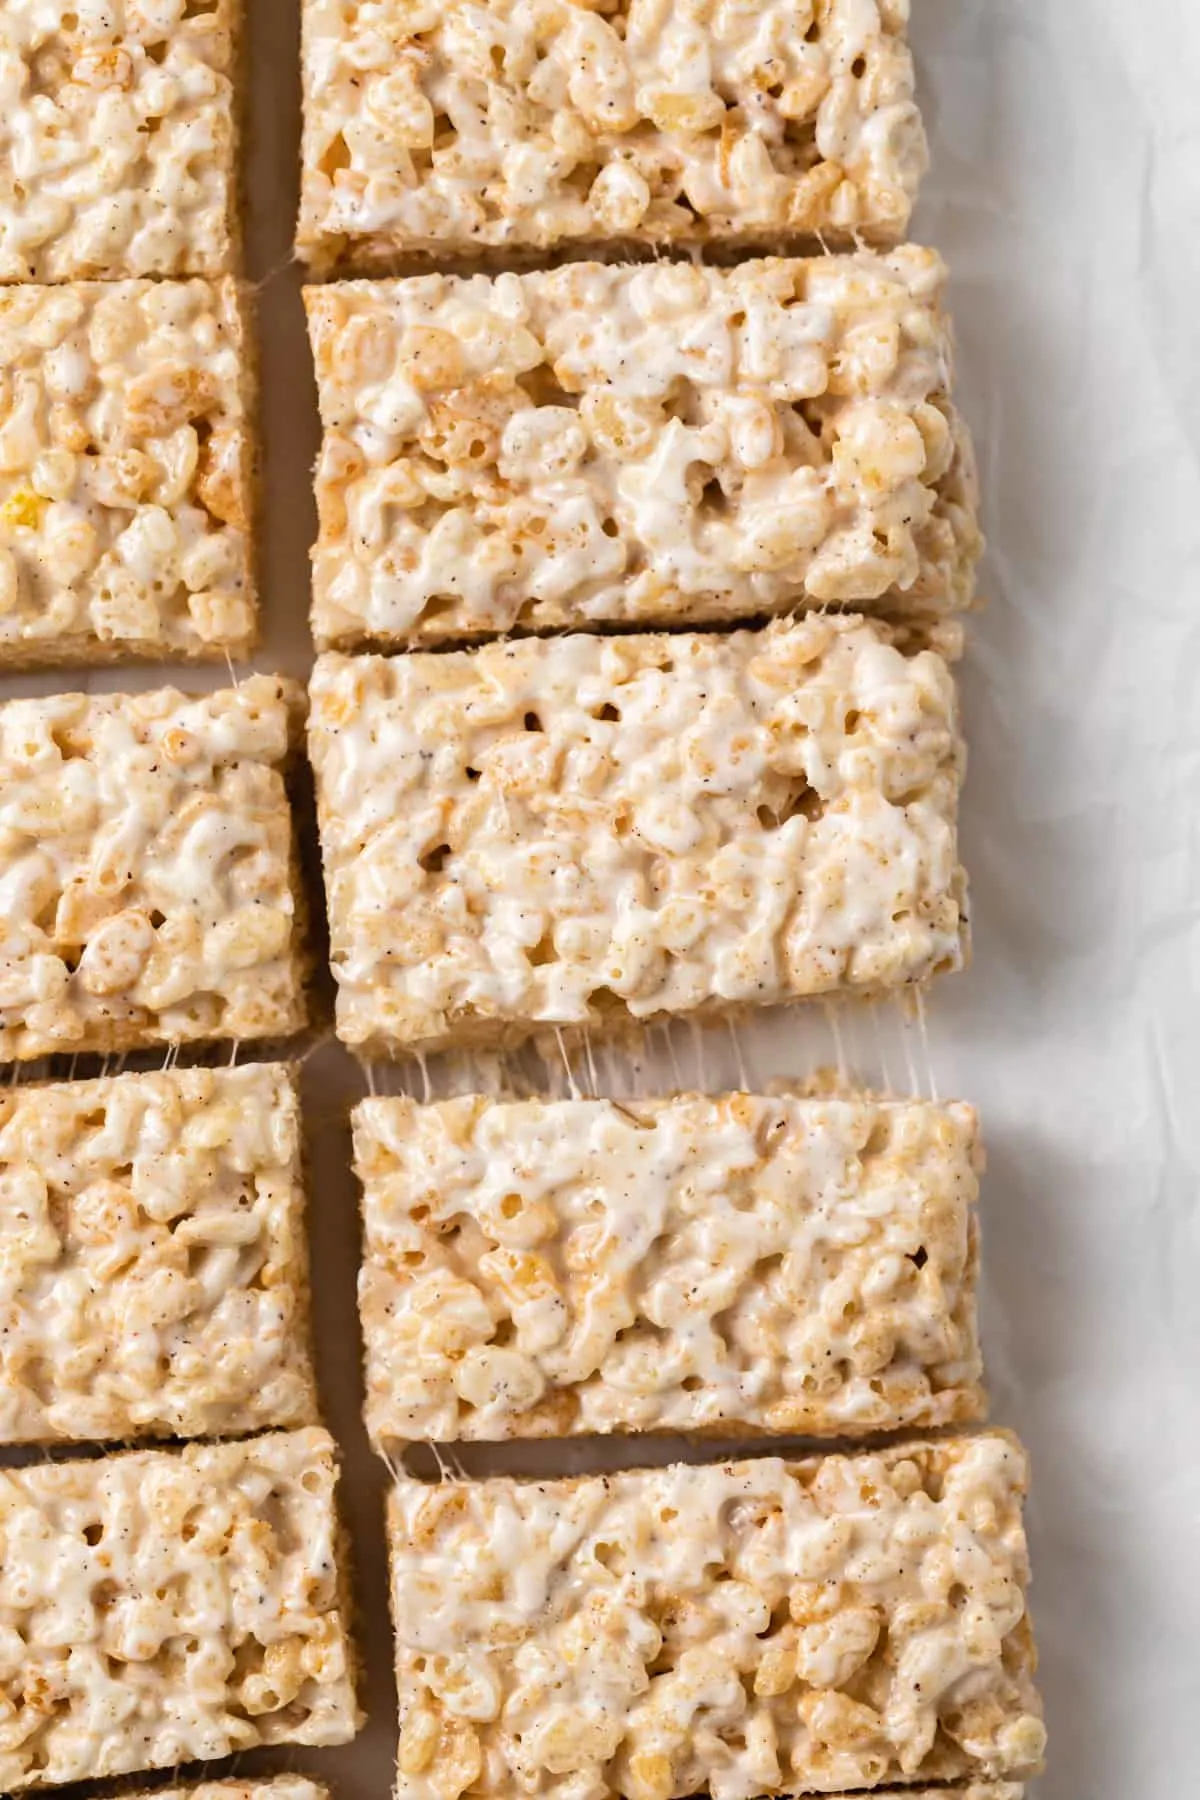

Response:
(4, 4), (1199, 1799)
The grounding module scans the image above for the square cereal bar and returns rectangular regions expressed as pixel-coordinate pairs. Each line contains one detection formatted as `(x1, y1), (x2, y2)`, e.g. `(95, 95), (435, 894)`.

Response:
(355, 1091), (985, 1448)
(0, 676), (307, 1063)
(0, 1427), (361, 1792)
(0, 1062), (317, 1446)
(388, 1435), (1045, 1799)
(304, 251), (979, 650)
(297, 0), (926, 269)
(0, 1), (239, 282)
(0, 279), (256, 670)
(308, 619), (967, 1057)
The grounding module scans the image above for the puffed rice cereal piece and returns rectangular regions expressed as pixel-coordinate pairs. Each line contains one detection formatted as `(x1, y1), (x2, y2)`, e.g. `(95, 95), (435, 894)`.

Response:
(0, 1063), (317, 1446)
(388, 1435), (1045, 1800)
(0, 0), (239, 283)
(307, 619), (968, 1057)
(0, 1427), (362, 1792)
(0, 279), (256, 670)
(297, 0), (927, 269)
(0, 675), (307, 1063)
(305, 251), (979, 649)
(355, 1091), (985, 1448)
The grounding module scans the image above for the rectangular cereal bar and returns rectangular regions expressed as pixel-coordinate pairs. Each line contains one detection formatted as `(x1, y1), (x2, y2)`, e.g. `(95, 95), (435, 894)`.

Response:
(308, 619), (967, 1056)
(0, 676), (307, 1063)
(0, 1062), (317, 1446)
(0, 279), (256, 670)
(126, 1783), (330, 1800)
(0, 1), (239, 282)
(297, 0), (927, 269)
(0, 1427), (361, 1792)
(304, 251), (979, 650)
(355, 1091), (985, 1448)
(388, 1436), (1045, 1800)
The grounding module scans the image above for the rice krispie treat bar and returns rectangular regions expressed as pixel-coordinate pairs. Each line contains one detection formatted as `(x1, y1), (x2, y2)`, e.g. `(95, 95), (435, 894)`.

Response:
(308, 619), (967, 1057)
(0, 1427), (361, 1792)
(304, 251), (979, 650)
(0, 279), (255, 671)
(355, 1092), (985, 1448)
(0, 1), (239, 283)
(126, 1783), (329, 1800)
(297, 0), (927, 270)
(823, 1792), (1024, 1800)
(0, 676), (307, 1063)
(0, 1063), (317, 1446)
(388, 1434), (1045, 1799)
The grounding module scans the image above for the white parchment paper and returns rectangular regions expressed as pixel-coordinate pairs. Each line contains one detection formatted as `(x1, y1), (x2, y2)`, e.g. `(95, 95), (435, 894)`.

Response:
(912, 5), (1200, 1794)
(3, 5), (1198, 1799)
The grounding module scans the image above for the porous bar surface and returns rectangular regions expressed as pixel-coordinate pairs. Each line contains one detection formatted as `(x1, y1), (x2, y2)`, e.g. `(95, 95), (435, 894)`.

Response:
(304, 250), (979, 650)
(297, 0), (927, 269)
(0, 1063), (317, 1446)
(355, 1091), (985, 1447)
(0, 0), (239, 282)
(124, 1782), (330, 1800)
(0, 279), (256, 670)
(812, 1791), (1024, 1799)
(387, 1435), (1045, 1800)
(0, 676), (307, 1063)
(308, 618), (967, 1056)
(0, 1427), (362, 1793)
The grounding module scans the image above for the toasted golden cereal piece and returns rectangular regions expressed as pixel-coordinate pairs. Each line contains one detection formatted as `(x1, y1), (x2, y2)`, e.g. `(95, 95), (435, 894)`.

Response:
(0, 1063), (317, 1446)
(0, 1), (239, 282)
(307, 620), (967, 1057)
(387, 1436), (1045, 1800)
(0, 676), (307, 1063)
(0, 1428), (361, 1792)
(0, 280), (256, 670)
(355, 1091), (986, 1448)
(297, 0), (927, 269)
(304, 252), (979, 649)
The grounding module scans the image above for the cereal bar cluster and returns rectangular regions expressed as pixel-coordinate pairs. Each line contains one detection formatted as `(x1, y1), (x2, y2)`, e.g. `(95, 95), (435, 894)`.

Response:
(0, 0), (239, 282)
(0, 1063), (317, 1446)
(0, 677), (306, 1062)
(308, 618), (967, 1055)
(305, 250), (979, 649)
(0, 1428), (361, 1792)
(355, 1092), (985, 1447)
(0, 279), (255, 669)
(388, 1435), (1046, 1800)
(127, 1781), (329, 1800)
(298, 0), (926, 268)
